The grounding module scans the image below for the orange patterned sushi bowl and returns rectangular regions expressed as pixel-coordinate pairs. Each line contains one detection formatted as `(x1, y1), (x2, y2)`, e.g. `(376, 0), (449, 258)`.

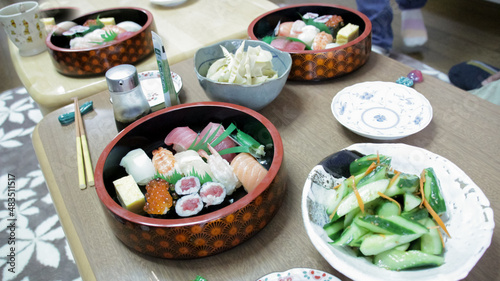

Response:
(95, 102), (286, 259)
(46, 7), (155, 77)
(248, 4), (372, 81)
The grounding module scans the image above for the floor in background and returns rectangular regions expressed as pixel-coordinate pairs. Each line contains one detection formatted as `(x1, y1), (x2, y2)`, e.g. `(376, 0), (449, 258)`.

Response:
(0, 87), (81, 281)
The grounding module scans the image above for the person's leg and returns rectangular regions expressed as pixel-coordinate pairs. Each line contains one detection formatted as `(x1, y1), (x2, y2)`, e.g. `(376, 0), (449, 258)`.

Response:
(448, 60), (500, 91)
(396, 0), (428, 47)
(356, 0), (393, 54)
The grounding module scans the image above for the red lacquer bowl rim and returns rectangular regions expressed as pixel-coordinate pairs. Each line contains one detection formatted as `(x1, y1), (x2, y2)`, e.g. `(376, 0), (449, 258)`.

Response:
(95, 102), (284, 228)
(247, 3), (372, 54)
(45, 7), (154, 53)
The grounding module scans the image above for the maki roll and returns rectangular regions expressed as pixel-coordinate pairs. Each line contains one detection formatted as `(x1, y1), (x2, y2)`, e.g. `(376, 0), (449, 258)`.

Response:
(200, 182), (227, 206)
(175, 193), (203, 217)
(175, 176), (201, 195)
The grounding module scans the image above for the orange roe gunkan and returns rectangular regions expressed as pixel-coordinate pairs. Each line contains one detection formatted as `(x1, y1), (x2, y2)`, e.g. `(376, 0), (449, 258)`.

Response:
(144, 178), (173, 215)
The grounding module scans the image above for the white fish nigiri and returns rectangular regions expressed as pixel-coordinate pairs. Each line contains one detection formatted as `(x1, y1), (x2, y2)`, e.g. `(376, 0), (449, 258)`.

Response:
(119, 148), (155, 185)
(174, 150), (213, 179)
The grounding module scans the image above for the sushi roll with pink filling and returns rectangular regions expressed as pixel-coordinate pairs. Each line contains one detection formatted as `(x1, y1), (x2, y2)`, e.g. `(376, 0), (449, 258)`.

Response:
(175, 193), (203, 217)
(175, 176), (201, 195)
(200, 182), (226, 206)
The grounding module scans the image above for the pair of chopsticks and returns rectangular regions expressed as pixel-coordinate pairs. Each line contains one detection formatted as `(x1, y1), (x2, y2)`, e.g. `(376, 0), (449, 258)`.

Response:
(74, 98), (94, 189)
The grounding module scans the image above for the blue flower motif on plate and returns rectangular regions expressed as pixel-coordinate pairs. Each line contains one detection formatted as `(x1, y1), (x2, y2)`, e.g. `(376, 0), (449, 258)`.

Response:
(374, 114), (386, 122)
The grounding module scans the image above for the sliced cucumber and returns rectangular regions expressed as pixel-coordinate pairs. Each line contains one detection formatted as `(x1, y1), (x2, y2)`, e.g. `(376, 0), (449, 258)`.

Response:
(394, 243), (411, 251)
(385, 173), (419, 197)
(376, 201), (400, 217)
(404, 192), (422, 212)
(335, 179), (390, 218)
(323, 219), (345, 241)
(357, 165), (388, 187)
(349, 154), (391, 176)
(354, 215), (428, 235)
(401, 207), (429, 221)
(332, 223), (369, 246)
(423, 167), (447, 214)
(360, 233), (422, 256)
(374, 249), (444, 270)
(419, 217), (444, 255)
(326, 179), (349, 215)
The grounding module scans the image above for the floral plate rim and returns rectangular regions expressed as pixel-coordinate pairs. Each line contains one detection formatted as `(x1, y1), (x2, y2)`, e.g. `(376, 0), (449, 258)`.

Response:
(256, 267), (340, 281)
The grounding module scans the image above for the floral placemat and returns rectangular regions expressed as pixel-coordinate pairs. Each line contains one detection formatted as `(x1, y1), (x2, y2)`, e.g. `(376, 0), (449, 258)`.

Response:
(0, 87), (81, 281)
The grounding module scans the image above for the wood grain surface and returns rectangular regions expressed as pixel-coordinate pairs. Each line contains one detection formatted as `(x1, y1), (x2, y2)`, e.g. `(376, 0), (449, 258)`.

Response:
(33, 54), (500, 281)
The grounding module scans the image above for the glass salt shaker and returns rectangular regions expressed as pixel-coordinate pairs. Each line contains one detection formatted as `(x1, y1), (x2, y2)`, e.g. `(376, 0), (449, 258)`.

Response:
(105, 64), (151, 131)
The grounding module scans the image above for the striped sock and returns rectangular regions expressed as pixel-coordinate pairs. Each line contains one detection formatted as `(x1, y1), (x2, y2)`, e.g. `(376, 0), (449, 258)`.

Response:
(401, 8), (428, 47)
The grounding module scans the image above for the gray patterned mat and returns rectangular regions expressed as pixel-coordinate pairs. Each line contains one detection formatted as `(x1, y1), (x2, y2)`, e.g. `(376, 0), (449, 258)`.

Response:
(0, 87), (81, 281)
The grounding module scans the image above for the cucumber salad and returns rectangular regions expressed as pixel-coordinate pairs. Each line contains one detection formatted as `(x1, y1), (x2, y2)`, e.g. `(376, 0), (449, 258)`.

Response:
(311, 151), (450, 271)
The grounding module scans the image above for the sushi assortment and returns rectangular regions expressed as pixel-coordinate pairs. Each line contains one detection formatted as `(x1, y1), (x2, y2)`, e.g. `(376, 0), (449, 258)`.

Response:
(113, 122), (271, 218)
(262, 12), (359, 51)
(49, 16), (143, 49)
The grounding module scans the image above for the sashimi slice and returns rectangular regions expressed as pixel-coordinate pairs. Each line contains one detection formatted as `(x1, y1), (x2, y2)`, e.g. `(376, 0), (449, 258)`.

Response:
(231, 153), (268, 194)
(199, 122), (237, 162)
(164, 127), (200, 152)
(285, 41), (306, 51)
(270, 37), (289, 50)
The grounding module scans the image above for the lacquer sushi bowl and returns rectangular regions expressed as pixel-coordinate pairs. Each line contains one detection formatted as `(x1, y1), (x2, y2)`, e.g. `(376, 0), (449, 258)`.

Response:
(95, 102), (286, 259)
(194, 39), (292, 111)
(248, 4), (372, 81)
(46, 7), (155, 77)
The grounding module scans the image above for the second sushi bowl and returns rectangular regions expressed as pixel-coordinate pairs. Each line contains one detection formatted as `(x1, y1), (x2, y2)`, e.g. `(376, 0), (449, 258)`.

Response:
(94, 102), (286, 259)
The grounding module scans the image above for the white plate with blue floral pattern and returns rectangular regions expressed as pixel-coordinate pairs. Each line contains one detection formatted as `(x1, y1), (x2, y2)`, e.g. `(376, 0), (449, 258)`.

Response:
(331, 81), (432, 140)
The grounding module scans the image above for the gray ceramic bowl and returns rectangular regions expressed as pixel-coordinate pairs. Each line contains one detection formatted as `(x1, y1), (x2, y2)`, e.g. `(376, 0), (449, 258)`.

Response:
(194, 39), (291, 111)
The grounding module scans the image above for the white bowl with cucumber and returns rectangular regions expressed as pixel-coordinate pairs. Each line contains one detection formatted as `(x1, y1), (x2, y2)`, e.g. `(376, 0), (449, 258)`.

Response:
(302, 143), (494, 281)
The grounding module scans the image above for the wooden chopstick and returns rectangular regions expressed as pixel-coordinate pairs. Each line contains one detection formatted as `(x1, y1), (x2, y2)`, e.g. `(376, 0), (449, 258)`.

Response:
(74, 98), (86, 189)
(74, 98), (95, 187)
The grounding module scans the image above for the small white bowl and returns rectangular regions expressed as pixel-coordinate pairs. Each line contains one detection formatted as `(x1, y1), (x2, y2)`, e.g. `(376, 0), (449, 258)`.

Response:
(194, 39), (291, 111)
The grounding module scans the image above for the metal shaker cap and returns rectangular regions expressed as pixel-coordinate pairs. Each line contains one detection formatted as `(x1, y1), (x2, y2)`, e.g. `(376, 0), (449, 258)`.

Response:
(105, 64), (140, 92)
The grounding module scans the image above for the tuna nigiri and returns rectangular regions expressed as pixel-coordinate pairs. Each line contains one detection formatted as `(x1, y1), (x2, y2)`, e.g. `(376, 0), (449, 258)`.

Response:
(164, 126), (200, 152)
(199, 122), (237, 162)
(231, 153), (268, 194)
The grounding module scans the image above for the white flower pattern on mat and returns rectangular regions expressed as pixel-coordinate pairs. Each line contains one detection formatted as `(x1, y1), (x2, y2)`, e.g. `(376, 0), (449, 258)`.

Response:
(0, 87), (81, 281)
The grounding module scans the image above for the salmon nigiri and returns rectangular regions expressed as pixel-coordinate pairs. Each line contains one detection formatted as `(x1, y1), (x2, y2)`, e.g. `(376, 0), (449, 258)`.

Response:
(230, 153), (268, 194)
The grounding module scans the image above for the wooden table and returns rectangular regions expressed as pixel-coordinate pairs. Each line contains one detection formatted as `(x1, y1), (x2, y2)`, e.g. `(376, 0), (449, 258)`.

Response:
(9, 0), (278, 115)
(32, 53), (500, 281)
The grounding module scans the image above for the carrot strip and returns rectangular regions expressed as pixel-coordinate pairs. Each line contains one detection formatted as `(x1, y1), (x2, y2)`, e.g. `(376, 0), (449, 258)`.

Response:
(376, 151), (380, 165)
(388, 170), (401, 187)
(423, 199), (451, 238)
(419, 169), (426, 208)
(377, 191), (401, 215)
(333, 183), (342, 189)
(329, 204), (340, 220)
(437, 228), (445, 249)
(364, 162), (377, 177)
(351, 176), (364, 213)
